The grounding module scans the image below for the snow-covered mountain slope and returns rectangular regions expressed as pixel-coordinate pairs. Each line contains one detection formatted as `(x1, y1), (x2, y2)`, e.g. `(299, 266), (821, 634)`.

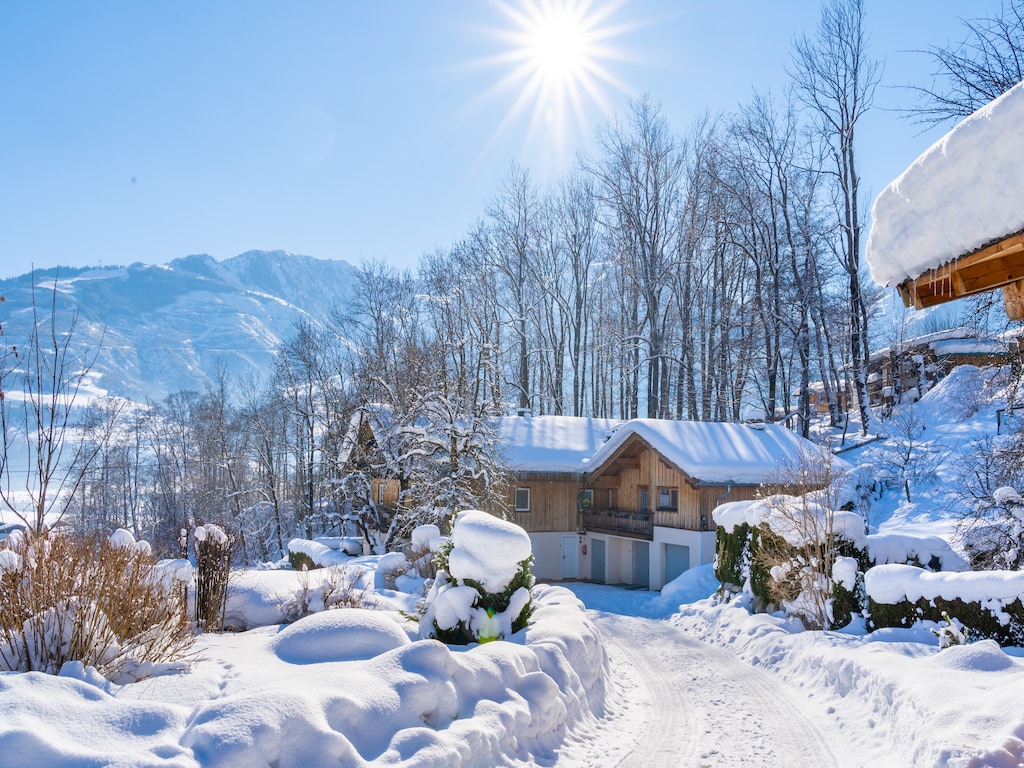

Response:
(0, 251), (356, 402)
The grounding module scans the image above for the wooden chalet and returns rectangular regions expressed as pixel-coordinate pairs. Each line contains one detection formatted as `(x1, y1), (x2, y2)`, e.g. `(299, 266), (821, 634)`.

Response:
(850, 329), (1009, 411)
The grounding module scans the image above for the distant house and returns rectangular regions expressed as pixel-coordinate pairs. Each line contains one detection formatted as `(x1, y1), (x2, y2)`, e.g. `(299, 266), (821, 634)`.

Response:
(866, 80), (1024, 321)
(852, 328), (1008, 411)
(496, 415), (833, 590)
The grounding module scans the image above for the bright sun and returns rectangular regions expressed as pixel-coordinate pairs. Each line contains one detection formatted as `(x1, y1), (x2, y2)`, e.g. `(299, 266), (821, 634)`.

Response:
(482, 0), (634, 164)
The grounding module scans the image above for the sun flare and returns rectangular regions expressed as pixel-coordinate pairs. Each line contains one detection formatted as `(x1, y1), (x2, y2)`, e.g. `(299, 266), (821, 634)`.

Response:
(481, 0), (635, 166)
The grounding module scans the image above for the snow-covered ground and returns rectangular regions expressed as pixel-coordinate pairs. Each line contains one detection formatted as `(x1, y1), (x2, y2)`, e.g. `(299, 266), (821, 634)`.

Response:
(2, 367), (1024, 766)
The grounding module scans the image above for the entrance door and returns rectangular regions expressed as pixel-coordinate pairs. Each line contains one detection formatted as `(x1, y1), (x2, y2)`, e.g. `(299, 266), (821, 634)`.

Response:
(591, 539), (606, 584)
(634, 540), (650, 587)
(664, 544), (691, 585)
(561, 535), (579, 579)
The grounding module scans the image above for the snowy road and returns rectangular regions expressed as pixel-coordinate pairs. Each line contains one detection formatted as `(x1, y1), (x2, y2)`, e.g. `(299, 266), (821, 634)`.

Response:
(554, 584), (854, 768)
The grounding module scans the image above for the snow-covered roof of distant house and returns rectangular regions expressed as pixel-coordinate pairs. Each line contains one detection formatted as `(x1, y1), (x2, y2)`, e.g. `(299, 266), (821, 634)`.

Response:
(585, 419), (838, 486)
(867, 328), (1006, 362)
(866, 79), (1024, 288)
(494, 415), (623, 474)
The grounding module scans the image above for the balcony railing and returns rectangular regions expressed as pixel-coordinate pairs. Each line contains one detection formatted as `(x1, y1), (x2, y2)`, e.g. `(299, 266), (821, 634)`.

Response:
(581, 508), (654, 540)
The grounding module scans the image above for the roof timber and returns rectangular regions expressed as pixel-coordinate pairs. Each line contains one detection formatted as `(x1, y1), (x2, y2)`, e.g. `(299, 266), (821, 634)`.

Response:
(897, 231), (1024, 320)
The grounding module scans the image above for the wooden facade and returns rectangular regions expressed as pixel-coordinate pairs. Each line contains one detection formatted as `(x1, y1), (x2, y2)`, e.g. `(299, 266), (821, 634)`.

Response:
(507, 472), (582, 534)
(581, 433), (762, 536)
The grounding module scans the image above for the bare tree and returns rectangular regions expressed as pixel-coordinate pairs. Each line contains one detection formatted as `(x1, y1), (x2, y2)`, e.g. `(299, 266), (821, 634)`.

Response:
(590, 96), (685, 418)
(0, 274), (108, 535)
(791, 0), (880, 435)
(909, 0), (1024, 126)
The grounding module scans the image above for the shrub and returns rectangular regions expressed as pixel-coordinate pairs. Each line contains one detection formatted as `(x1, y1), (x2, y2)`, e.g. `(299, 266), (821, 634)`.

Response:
(282, 566), (377, 623)
(194, 524), (232, 632)
(867, 595), (1024, 646)
(0, 530), (194, 682)
(288, 550), (318, 571)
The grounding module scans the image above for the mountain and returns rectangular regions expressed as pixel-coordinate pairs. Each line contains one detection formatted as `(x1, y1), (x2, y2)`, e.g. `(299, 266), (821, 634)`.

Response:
(0, 251), (357, 403)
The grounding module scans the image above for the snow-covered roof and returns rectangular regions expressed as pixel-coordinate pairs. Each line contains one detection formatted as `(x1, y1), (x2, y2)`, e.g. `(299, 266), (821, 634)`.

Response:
(585, 419), (833, 486)
(867, 327), (1004, 362)
(494, 415), (623, 473)
(866, 79), (1024, 287)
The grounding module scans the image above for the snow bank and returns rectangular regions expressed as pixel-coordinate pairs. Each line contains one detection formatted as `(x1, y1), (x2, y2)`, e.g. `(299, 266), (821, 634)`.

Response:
(867, 79), (1024, 286)
(0, 584), (609, 768)
(865, 563), (1024, 605)
(287, 538), (350, 568)
(673, 594), (1024, 766)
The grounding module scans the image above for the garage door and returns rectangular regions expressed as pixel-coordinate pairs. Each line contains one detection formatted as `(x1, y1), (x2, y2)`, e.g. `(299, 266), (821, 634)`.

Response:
(664, 544), (690, 585)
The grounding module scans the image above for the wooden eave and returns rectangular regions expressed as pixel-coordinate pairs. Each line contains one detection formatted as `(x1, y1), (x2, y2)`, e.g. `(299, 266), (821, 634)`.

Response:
(897, 231), (1024, 320)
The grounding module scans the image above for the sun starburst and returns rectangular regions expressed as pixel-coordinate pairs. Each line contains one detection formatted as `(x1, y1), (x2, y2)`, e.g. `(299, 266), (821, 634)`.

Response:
(477, 0), (637, 169)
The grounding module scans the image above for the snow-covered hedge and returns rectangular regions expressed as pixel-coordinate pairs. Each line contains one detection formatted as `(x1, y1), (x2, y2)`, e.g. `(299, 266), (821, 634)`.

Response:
(714, 497), (968, 630)
(865, 564), (1024, 645)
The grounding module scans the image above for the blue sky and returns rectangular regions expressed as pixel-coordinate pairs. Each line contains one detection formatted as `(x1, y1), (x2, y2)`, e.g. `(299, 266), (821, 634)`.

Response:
(0, 1), (992, 279)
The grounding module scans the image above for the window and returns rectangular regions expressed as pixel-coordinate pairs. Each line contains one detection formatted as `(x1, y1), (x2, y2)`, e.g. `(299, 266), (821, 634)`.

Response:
(639, 486), (650, 512)
(658, 487), (679, 511)
(378, 481), (386, 504)
(514, 487), (531, 512)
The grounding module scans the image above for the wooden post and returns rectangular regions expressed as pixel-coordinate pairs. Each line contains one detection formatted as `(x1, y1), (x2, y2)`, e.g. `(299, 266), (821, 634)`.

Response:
(1002, 279), (1024, 320)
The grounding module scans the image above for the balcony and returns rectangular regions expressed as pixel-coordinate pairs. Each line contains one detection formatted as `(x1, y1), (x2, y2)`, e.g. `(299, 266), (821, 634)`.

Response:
(580, 508), (654, 540)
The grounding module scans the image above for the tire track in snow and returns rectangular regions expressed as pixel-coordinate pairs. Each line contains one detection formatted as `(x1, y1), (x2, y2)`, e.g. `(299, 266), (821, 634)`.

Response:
(589, 612), (843, 768)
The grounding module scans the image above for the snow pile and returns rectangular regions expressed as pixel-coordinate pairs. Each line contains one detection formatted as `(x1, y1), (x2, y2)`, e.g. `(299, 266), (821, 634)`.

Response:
(867, 79), (1024, 286)
(714, 496), (867, 547)
(271, 608), (411, 663)
(866, 532), (967, 571)
(194, 523), (228, 545)
(109, 527), (152, 556)
(314, 536), (365, 556)
(421, 510), (534, 644)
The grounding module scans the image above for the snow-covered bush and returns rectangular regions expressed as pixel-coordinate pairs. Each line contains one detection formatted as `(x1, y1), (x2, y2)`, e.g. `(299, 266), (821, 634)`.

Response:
(286, 537), (355, 570)
(0, 529), (194, 682)
(409, 523), (442, 579)
(952, 432), (1024, 569)
(714, 494), (866, 629)
(194, 524), (231, 632)
(281, 566), (377, 623)
(419, 510), (534, 644)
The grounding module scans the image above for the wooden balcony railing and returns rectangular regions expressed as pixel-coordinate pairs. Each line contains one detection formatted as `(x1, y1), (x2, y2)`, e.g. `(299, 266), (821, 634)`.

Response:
(580, 508), (654, 540)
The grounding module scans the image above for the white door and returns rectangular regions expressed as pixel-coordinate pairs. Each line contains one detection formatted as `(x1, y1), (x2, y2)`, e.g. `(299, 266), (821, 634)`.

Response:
(561, 535), (580, 579)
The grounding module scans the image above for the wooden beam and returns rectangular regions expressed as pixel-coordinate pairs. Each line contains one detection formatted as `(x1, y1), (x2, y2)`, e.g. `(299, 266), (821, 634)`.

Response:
(897, 231), (1024, 314)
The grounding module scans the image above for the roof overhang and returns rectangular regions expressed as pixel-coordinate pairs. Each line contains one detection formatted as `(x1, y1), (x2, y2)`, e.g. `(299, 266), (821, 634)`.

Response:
(897, 230), (1024, 320)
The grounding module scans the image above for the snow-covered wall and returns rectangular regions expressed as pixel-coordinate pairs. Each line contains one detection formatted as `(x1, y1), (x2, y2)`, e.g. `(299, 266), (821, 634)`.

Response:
(866, 80), (1024, 287)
